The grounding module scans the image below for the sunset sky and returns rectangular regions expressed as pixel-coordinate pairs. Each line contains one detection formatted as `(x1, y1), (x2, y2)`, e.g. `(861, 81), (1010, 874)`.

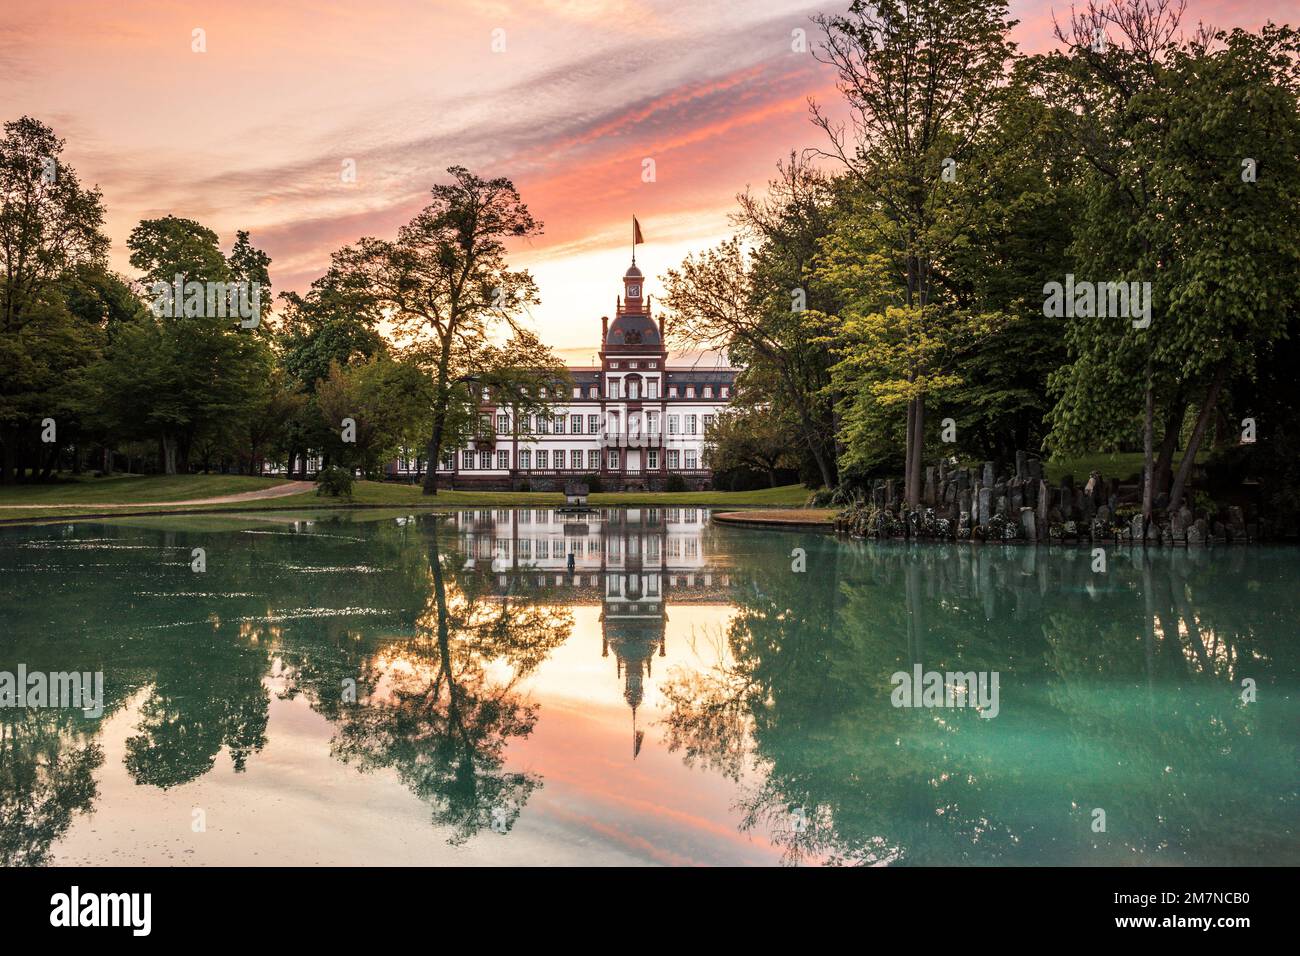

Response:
(2, 0), (1291, 364)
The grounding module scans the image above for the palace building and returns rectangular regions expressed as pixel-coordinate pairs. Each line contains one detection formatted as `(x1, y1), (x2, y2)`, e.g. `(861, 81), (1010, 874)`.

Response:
(428, 258), (737, 492)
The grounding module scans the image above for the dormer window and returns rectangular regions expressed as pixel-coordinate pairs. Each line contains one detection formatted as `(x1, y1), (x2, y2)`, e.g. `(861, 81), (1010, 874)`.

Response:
(704, 386), (713, 399)
(721, 386), (729, 398)
(573, 386), (581, 398)
(686, 387), (696, 399)
(669, 386), (678, 398)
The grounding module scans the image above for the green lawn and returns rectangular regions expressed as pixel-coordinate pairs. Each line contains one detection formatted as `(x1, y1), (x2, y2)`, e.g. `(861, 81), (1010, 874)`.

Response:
(0, 475), (814, 523)
(1044, 450), (1208, 484)
(0, 474), (290, 504)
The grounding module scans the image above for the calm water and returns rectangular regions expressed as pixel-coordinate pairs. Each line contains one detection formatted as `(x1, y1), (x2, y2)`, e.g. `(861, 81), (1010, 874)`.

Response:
(0, 507), (1295, 866)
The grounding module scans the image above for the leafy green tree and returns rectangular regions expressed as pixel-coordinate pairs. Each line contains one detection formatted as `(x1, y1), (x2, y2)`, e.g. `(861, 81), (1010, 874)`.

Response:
(704, 405), (799, 487)
(809, 0), (1019, 505)
(1042, 5), (1300, 522)
(330, 166), (564, 494)
(662, 157), (840, 489)
(0, 116), (110, 482)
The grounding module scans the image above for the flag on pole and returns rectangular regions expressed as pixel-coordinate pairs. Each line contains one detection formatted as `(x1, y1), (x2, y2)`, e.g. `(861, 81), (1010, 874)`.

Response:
(633, 216), (644, 246)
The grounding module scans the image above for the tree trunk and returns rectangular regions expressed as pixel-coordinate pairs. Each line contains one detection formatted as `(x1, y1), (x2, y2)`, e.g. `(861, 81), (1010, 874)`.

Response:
(1153, 389), (1187, 495)
(907, 396), (925, 508)
(1168, 363), (1229, 513)
(1141, 378), (1154, 541)
(904, 397), (915, 505)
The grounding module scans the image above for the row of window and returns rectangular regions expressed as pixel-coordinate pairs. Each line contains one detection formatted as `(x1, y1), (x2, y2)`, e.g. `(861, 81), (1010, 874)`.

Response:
(479, 380), (730, 402)
(451, 448), (701, 470)
(482, 412), (715, 436)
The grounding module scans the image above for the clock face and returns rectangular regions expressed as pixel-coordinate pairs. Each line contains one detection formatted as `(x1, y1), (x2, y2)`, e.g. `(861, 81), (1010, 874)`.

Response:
(627, 284), (640, 297)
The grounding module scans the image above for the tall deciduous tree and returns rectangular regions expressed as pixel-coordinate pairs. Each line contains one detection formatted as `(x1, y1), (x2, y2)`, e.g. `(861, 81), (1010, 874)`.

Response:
(330, 166), (563, 494)
(810, 0), (1018, 506)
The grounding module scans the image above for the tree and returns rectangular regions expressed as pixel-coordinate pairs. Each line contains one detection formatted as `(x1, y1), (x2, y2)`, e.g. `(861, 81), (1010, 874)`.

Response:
(704, 405), (798, 487)
(119, 216), (273, 473)
(0, 116), (110, 482)
(662, 156), (841, 489)
(330, 166), (563, 494)
(1041, 5), (1300, 523)
(810, 0), (1019, 506)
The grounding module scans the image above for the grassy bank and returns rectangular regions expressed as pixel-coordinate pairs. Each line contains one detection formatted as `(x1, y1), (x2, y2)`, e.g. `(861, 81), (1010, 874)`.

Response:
(0, 475), (813, 523)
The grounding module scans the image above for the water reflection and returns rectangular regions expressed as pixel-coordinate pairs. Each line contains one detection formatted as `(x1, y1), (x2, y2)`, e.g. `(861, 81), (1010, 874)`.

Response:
(0, 511), (1295, 865)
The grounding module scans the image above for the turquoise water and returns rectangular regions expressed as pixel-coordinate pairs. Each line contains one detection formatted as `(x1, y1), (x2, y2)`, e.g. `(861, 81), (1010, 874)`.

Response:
(0, 508), (1295, 866)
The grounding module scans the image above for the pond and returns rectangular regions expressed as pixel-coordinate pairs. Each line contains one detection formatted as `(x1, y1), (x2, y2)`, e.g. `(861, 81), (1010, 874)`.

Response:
(0, 507), (1295, 866)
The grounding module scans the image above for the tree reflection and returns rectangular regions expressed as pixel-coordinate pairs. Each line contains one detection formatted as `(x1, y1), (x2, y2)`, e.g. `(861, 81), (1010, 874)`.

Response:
(662, 534), (1300, 865)
(0, 712), (102, 866)
(324, 528), (572, 843)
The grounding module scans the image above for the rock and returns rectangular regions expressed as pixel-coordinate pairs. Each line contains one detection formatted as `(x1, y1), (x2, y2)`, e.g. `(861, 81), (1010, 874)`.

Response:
(983, 461), (996, 487)
(1016, 451), (1027, 480)
(978, 488), (993, 528)
(1130, 513), (1145, 542)
(1020, 507), (1036, 540)
(1027, 457), (1042, 481)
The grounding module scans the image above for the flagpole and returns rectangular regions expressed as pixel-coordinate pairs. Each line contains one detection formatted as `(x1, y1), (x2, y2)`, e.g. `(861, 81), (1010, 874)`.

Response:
(631, 215), (636, 266)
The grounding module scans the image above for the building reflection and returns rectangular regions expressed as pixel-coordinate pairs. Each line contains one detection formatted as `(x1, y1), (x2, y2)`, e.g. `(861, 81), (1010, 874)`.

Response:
(446, 507), (732, 756)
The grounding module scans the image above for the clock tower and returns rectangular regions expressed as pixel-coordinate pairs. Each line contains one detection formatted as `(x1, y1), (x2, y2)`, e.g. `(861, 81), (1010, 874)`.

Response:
(623, 264), (644, 313)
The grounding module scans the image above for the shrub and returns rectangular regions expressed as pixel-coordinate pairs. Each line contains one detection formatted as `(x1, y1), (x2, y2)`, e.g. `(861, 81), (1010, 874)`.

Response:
(315, 465), (354, 498)
(665, 473), (687, 492)
(582, 473), (604, 494)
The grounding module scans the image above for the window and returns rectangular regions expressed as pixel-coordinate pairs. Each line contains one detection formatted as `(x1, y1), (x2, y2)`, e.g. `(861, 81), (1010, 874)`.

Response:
(482, 386), (490, 401)
(522, 415), (532, 434)
(497, 449), (509, 469)
(668, 415), (679, 435)
(573, 386), (582, 398)
(588, 449), (600, 470)
(607, 411), (619, 434)
(647, 380), (658, 399)
(687, 415), (697, 435)
(668, 386), (678, 398)
(554, 450), (565, 469)
(441, 452), (454, 471)
(538, 414), (550, 434)
(607, 379), (619, 399)
(587, 414), (599, 434)
(721, 386), (729, 398)
(668, 449), (680, 469)
(685, 450), (698, 469)
(571, 414), (582, 433)
(703, 414), (714, 431)
(478, 414), (491, 437)
(648, 412), (659, 434)
(648, 449), (659, 469)
(497, 413), (509, 434)
(536, 450), (548, 469)
(628, 379), (640, 399)
(610, 361), (619, 369)
(588, 386), (597, 398)
(519, 449), (531, 469)
(573, 449), (583, 468)
(686, 386), (696, 399)
(704, 386), (713, 399)
(629, 361), (638, 369)
(608, 450), (619, 469)
(462, 450), (474, 470)
(554, 415), (565, 434)
(479, 450), (492, 469)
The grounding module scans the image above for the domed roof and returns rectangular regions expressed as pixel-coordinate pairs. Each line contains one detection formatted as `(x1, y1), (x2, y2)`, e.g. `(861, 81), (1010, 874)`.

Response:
(606, 313), (659, 347)
(624, 264), (643, 278)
